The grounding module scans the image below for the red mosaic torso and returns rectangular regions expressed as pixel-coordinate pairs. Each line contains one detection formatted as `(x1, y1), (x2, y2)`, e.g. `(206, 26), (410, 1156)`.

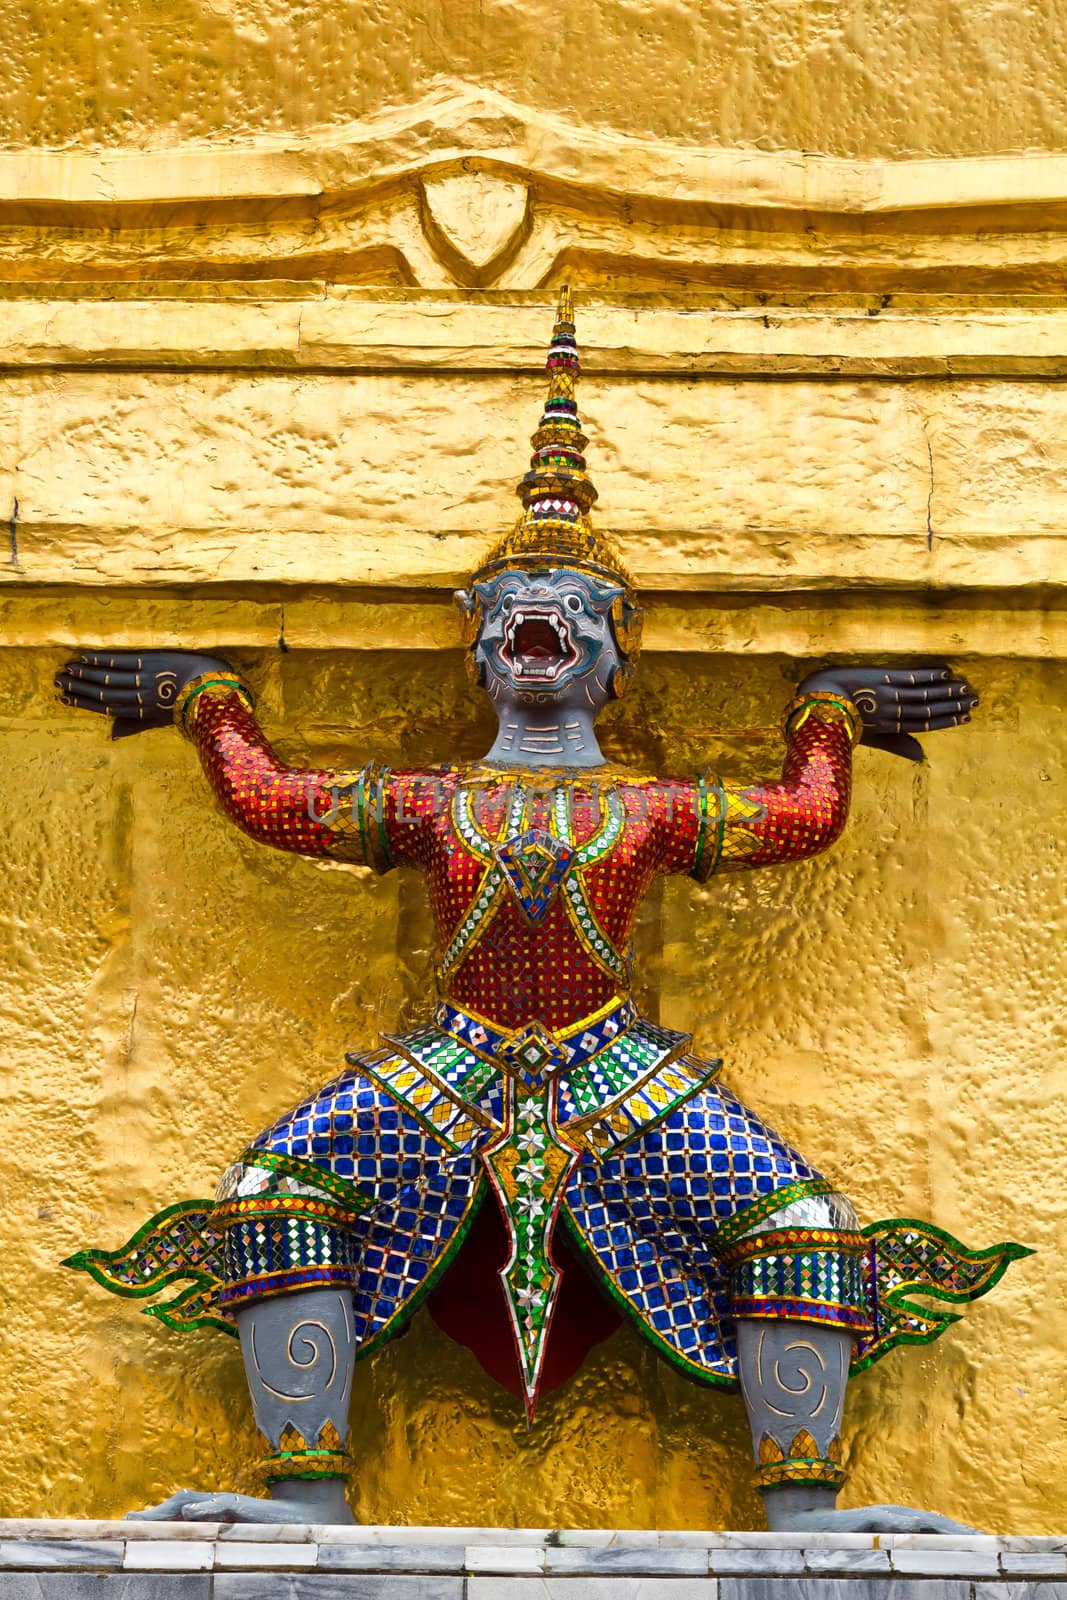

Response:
(187, 691), (853, 1037)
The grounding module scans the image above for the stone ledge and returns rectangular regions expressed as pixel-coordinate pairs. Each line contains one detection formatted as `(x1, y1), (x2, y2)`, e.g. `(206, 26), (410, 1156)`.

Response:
(0, 1523), (1063, 1592)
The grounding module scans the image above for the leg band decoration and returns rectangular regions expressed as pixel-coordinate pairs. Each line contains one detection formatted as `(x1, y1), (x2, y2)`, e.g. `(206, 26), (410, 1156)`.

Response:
(255, 1422), (354, 1485)
(215, 1198), (359, 1311)
(726, 1227), (872, 1333)
(755, 1429), (846, 1491)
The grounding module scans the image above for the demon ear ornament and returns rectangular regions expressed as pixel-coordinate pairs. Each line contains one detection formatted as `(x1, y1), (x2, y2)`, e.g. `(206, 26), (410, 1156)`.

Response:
(610, 595), (643, 696)
(453, 588), (486, 684)
(453, 588), (482, 646)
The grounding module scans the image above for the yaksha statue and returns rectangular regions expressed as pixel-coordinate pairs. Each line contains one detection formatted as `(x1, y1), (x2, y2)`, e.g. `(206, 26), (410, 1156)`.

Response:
(59, 289), (1027, 1532)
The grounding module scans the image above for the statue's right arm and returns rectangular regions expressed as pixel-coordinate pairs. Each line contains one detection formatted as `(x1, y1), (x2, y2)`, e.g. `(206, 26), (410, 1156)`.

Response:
(55, 650), (399, 869)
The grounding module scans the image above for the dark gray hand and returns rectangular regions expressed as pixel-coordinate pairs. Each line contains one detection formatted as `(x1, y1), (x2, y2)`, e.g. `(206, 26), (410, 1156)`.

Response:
(798, 664), (978, 763)
(55, 650), (232, 740)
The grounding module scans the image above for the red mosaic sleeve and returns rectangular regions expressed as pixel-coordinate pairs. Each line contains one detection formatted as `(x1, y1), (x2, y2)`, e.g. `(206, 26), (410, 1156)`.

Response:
(180, 681), (390, 868)
(651, 778), (704, 876)
(678, 700), (859, 880)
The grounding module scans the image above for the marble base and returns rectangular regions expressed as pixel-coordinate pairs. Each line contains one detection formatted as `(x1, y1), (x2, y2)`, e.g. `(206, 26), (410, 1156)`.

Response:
(0, 1522), (1063, 1598)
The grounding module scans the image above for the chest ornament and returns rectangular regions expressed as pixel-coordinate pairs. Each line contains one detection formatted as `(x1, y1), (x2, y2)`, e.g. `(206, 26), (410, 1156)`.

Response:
(449, 781), (627, 949)
(493, 829), (576, 924)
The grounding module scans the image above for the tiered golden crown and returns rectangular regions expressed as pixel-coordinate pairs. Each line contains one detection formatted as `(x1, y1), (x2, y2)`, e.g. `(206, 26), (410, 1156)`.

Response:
(470, 286), (637, 598)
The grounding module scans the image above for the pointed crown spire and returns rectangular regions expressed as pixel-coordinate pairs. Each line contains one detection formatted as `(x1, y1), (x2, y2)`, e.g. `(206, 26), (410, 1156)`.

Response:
(469, 286), (637, 597)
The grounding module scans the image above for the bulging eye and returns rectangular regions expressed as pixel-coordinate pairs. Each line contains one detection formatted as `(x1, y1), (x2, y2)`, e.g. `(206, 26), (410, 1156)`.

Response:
(563, 593), (583, 614)
(502, 592), (518, 611)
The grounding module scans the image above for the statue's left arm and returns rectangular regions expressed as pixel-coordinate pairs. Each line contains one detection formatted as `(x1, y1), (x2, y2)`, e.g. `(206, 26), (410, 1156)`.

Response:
(669, 665), (978, 878)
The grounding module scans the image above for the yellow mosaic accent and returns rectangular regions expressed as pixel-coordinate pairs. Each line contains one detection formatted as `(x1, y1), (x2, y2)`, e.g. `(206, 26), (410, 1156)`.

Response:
(753, 1430), (847, 1491)
(256, 1419), (354, 1485)
(174, 672), (254, 738)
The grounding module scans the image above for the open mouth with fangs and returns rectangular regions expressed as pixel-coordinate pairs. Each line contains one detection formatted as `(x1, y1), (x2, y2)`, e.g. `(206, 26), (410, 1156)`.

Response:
(502, 608), (581, 683)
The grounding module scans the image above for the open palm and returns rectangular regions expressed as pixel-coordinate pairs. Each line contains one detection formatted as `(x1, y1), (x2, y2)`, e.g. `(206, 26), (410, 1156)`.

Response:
(800, 664), (978, 762)
(55, 650), (231, 738)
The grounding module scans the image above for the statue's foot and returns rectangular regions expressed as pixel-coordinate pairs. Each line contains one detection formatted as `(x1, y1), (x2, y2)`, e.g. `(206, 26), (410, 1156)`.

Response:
(778, 1504), (980, 1535)
(126, 1489), (356, 1526)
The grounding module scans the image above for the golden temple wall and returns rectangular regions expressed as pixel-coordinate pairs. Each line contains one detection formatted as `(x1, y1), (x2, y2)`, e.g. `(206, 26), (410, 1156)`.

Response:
(0, 0), (1064, 1533)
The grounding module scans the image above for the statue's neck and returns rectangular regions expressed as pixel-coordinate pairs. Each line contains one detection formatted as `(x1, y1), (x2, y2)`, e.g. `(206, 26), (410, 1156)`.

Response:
(483, 703), (606, 768)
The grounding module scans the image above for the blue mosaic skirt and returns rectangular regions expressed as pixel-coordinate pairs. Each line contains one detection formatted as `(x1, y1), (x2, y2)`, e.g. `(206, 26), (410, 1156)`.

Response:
(209, 1058), (866, 1388)
(64, 1055), (1030, 1392)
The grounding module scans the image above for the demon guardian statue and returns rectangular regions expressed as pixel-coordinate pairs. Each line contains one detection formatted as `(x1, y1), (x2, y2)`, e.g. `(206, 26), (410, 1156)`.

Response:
(58, 290), (1027, 1533)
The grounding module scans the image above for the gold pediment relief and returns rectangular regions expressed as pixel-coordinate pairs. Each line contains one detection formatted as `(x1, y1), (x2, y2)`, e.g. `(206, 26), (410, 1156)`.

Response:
(1, 87), (1067, 295)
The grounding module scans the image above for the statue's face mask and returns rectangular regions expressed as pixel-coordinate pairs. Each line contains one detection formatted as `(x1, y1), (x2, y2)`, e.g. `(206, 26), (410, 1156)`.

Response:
(455, 567), (633, 709)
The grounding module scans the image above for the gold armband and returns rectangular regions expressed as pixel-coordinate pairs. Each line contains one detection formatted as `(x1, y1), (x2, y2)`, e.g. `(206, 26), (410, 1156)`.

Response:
(782, 691), (863, 746)
(174, 672), (255, 738)
(254, 1423), (354, 1485)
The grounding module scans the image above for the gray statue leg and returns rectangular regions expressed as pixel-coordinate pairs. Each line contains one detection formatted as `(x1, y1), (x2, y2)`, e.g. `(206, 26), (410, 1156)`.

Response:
(736, 1316), (980, 1532)
(737, 1316), (849, 1530)
(129, 1287), (357, 1524)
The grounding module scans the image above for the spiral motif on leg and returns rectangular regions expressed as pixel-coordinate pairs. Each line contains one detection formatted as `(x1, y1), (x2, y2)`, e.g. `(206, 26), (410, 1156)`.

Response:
(251, 1315), (340, 1401)
(755, 1329), (829, 1418)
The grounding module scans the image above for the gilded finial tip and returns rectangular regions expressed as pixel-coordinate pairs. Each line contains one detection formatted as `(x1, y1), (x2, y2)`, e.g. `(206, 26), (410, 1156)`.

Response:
(556, 284), (573, 326)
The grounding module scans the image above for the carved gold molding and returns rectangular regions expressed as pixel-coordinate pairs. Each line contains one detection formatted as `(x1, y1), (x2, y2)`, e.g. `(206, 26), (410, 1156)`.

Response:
(0, 292), (1064, 607)
(2, 88), (1067, 293)
(1, 591), (1062, 660)
(6, 87), (1067, 214)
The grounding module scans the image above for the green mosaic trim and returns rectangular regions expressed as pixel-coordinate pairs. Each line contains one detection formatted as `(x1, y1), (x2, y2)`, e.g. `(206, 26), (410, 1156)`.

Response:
(62, 1199), (211, 1298)
(566, 1060), (602, 1116)
(376, 1032), (495, 1135)
(356, 1056), (472, 1154)
(734, 1247), (868, 1312)
(559, 1203), (738, 1392)
(238, 1149), (376, 1213)
(850, 1216), (1033, 1376)
(349, 763), (391, 873)
(176, 675), (254, 735)
(579, 1043), (723, 1158)
(554, 786), (625, 869)
(437, 869), (507, 978)
(561, 871), (629, 983)
(372, 766), (394, 870)
(225, 1213), (351, 1283)
(389, 1025), (476, 1087)
(455, 1054), (499, 1101)
(550, 785), (629, 982)
(692, 770), (725, 883)
(863, 1216), (1034, 1301)
(710, 1180), (836, 1253)
(61, 1198), (235, 1339)
(595, 1040), (644, 1096)
(147, 1280), (236, 1338)
(482, 1078), (583, 1412)
(452, 784), (526, 865)
(439, 786), (526, 973)
(596, 1054), (719, 1156)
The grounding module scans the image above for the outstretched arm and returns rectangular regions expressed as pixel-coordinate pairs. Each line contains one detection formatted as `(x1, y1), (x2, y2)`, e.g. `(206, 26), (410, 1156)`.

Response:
(686, 665), (977, 879)
(55, 651), (392, 868)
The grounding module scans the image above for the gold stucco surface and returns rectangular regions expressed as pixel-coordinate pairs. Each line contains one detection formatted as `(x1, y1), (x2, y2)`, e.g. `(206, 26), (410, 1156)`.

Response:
(4, 0), (1067, 161)
(3, 306), (1067, 598)
(3, 0), (1066, 1532)
(0, 644), (1058, 1528)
